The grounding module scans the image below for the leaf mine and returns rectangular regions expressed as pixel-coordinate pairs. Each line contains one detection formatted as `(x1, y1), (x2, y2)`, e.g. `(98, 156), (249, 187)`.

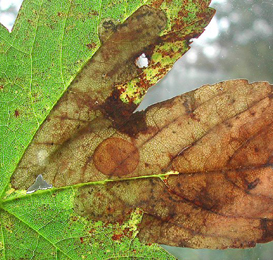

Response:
(11, 5), (168, 189)
(12, 2), (215, 189)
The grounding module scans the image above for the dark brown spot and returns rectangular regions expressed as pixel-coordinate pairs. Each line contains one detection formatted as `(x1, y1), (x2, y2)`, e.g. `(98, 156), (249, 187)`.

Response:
(112, 233), (123, 241)
(14, 110), (19, 117)
(99, 18), (118, 43)
(88, 10), (99, 16)
(183, 93), (195, 114)
(247, 178), (260, 190)
(93, 137), (139, 176)
(0, 85), (3, 90)
(259, 219), (273, 242)
(150, 0), (164, 8)
(101, 89), (136, 121)
(225, 122), (233, 128)
(86, 42), (97, 49)
(118, 111), (149, 137)
(189, 112), (200, 122)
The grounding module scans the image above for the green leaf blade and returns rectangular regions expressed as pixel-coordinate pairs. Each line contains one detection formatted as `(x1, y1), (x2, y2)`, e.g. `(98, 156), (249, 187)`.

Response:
(2, 188), (175, 259)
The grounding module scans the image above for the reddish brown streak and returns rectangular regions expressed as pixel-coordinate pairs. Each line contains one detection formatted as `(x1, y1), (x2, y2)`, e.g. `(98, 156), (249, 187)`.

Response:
(14, 110), (19, 117)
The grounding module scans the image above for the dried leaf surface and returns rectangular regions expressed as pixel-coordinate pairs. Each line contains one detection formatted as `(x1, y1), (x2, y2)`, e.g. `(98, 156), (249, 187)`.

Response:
(14, 74), (273, 249)
(73, 79), (273, 249)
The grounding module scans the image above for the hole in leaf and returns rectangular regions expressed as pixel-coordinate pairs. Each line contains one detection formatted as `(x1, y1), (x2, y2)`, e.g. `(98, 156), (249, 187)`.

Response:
(135, 53), (149, 68)
(26, 174), (53, 194)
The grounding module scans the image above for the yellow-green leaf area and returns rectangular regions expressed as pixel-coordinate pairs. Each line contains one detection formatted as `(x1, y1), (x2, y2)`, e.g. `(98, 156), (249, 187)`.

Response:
(1, 187), (174, 259)
(118, 0), (215, 104)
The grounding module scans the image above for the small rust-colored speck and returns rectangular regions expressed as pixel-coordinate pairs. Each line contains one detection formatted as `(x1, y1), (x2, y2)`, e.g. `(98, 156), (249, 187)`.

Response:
(57, 12), (65, 17)
(80, 237), (84, 243)
(162, 178), (168, 185)
(70, 216), (78, 222)
(89, 10), (99, 16)
(106, 206), (115, 214)
(86, 42), (97, 49)
(0, 85), (4, 90)
(88, 228), (95, 234)
(247, 178), (260, 190)
(112, 233), (123, 241)
(150, 0), (164, 8)
(14, 110), (19, 117)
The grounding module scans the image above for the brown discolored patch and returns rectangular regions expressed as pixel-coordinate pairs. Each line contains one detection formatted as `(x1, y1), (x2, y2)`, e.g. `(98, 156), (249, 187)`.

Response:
(0, 85), (3, 90)
(93, 137), (139, 176)
(150, 0), (164, 8)
(88, 10), (99, 16)
(14, 110), (19, 117)
(247, 178), (260, 190)
(86, 42), (97, 49)
(111, 233), (123, 241)
(98, 18), (118, 43)
(118, 111), (149, 137)
(259, 219), (273, 242)
(71, 80), (273, 249)
(100, 88), (137, 124)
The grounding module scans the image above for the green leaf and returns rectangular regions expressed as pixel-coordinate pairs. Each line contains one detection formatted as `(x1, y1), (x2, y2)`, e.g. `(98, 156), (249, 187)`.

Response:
(0, 0), (215, 258)
(2, 188), (174, 259)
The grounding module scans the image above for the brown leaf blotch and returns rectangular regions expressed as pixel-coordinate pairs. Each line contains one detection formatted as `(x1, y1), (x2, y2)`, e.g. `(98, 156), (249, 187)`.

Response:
(11, 5), (169, 190)
(14, 110), (19, 117)
(150, 0), (164, 8)
(247, 178), (260, 190)
(93, 137), (139, 176)
(98, 18), (118, 43)
(101, 88), (137, 123)
(86, 42), (97, 49)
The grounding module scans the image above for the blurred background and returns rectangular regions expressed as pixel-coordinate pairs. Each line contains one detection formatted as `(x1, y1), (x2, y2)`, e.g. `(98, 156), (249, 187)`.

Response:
(138, 0), (273, 110)
(0, 0), (272, 259)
